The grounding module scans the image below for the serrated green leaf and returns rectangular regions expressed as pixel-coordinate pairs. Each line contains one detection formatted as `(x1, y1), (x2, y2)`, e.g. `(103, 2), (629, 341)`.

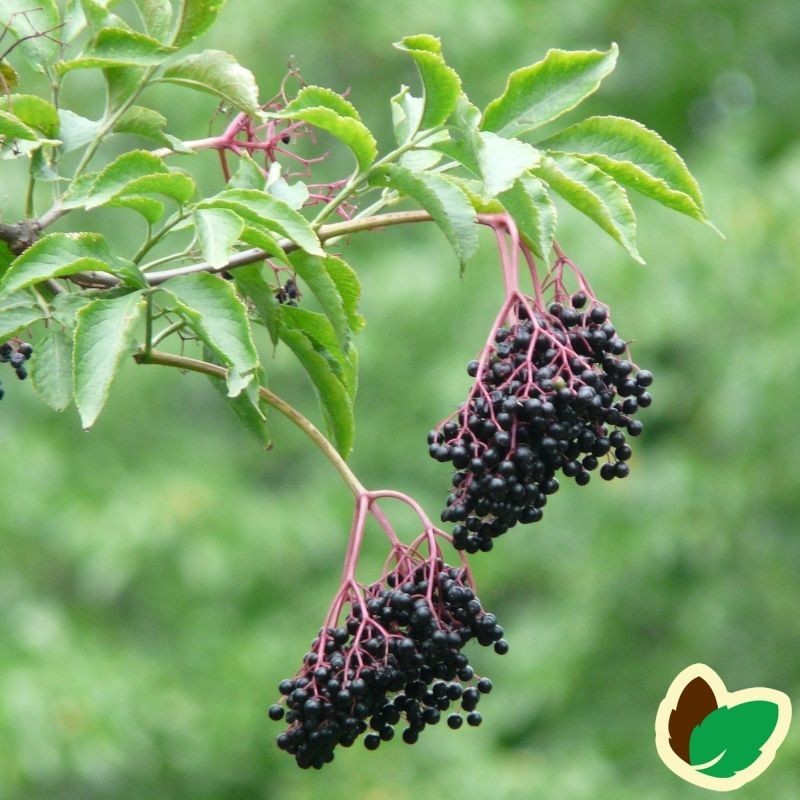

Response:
(57, 27), (175, 73)
(172, 0), (225, 47)
(108, 194), (165, 224)
(279, 317), (354, 457)
(86, 150), (195, 208)
(0, 303), (43, 339)
(323, 254), (364, 333)
(194, 207), (244, 269)
(133, 0), (172, 41)
(73, 291), (145, 429)
(539, 115), (710, 223)
(275, 86), (377, 172)
(0, 110), (39, 142)
(0, 0), (60, 67)
(689, 702), (780, 778)
(394, 34), (461, 129)
(238, 226), (287, 261)
(198, 188), (323, 256)
(0, 95), (59, 137)
(0, 233), (112, 299)
(31, 328), (73, 411)
(162, 272), (258, 397)
(289, 251), (351, 350)
(160, 50), (260, 116)
(371, 164), (478, 265)
(280, 305), (356, 397)
(534, 153), (642, 263)
(233, 263), (281, 345)
(482, 44), (618, 137)
(499, 176), (557, 259)
(57, 109), (102, 152)
(113, 105), (170, 145)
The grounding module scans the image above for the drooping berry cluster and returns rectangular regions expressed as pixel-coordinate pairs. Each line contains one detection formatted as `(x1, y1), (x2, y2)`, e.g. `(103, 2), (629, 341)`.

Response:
(430, 292), (653, 553)
(271, 554), (505, 769)
(0, 340), (33, 400)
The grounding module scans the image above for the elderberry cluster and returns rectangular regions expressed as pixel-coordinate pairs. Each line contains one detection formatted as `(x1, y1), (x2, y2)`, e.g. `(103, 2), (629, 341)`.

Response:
(0, 340), (33, 401)
(271, 560), (505, 769)
(429, 292), (653, 553)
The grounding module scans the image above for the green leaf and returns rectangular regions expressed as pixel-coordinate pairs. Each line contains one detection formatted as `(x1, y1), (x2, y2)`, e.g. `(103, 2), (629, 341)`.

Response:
(51, 291), (96, 328)
(31, 328), (73, 411)
(232, 264), (279, 341)
(57, 28), (175, 73)
(108, 195), (165, 224)
(79, 0), (127, 31)
(233, 264), (281, 345)
(207, 367), (271, 448)
(104, 66), (147, 111)
(276, 86), (377, 172)
(73, 291), (145, 429)
(289, 251), (351, 350)
(229, 153), (265, 190)
(162, 272), (258, 397)
(689, 702), (780, 778)
(160, 50), (260, 116)
(172, 0), (225, 47)
(371, 164), (478, 265)
(0, 110), (39, 142)
(0, 233), (111, 299)
(57, 109), (102, 152)
(499, 176), (557, 259)
(534, 153), (642, 263)
(265, 164), (308, 210)
(281, 305), (356, 397)
(322, 254), (364, 333)
(394, 34), (461, 129)
(279, 316), (355, 457)
(0, 0), (60, 67)
(133, 0), (172, 41)
(0, 302), (43, 340)
(86, 150), (195, 208)
(194, 207), (244, 269)
(0, 95), (59, 137)
(391, 85), (425, 144)
(482, 44), (618, 137)
(198, 188), (323, 256)
(113, 105), (170, 145)
(539, 115), (711, 223)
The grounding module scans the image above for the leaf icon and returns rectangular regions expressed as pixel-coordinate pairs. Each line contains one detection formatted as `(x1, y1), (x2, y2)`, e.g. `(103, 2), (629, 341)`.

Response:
(689, 701), (780, 778)
(668, 676), (718, 763)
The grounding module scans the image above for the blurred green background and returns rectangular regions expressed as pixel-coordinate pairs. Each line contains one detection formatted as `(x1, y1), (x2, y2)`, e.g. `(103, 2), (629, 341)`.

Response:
(2, 1), (800, 798)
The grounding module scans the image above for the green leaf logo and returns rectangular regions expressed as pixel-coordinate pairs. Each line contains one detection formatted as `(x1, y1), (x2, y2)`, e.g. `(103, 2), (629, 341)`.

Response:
(655, 664), (792, 791)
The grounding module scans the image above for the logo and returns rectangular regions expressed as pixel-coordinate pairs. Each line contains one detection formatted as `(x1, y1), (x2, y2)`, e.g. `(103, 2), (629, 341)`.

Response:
(655, 663), (792, 791)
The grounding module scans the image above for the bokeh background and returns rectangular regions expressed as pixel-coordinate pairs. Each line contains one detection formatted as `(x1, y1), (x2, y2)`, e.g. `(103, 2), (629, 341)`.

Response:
(2, 1), (800, 798)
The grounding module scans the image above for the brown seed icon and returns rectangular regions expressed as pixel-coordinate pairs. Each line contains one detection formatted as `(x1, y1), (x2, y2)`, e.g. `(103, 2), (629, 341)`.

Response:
(668, 676), (718, 762)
